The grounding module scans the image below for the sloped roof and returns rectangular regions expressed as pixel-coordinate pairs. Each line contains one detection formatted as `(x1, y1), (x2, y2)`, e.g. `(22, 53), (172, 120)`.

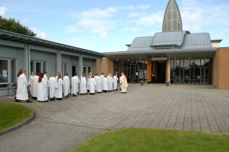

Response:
(127, 31), (212, 52)
(152, 31), (188, 46)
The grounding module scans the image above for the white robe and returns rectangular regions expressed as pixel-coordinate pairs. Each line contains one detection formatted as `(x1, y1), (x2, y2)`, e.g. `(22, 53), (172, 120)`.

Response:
(113, 75), (118, 90)
(37, 78), (48, 101)
(80, 77), (87, 94)
(71, 76), (79, 95)
(107, 75), (113, 91)
(103, 77), (108, 91)
(120, 75), (128, 93)
(32, 75), (39, 97)
(28, 75), (35, 95)
(55, 79), (63, 99)
(48, 77), (57, 98)
(95, 75), (102, 93)
(16, 74), (28, 100)
(89, 78), (96, 94)
(63, 76), (70, 97)
(43, 75), (48, 100)
(100, 75), (104, 90)
(87, 77), (91, 91)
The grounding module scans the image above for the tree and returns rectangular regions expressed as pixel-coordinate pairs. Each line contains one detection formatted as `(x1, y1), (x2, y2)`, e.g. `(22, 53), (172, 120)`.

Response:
(0, 16), (36, 36)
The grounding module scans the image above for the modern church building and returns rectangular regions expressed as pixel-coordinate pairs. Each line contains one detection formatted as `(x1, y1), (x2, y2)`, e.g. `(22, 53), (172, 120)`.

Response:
(0, 0), (229, 96)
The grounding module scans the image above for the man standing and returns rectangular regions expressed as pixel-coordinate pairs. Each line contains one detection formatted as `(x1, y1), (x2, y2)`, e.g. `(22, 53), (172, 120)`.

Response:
(16, 69), (30, 102)
(63, 73), (70, 97)
(95, 73), (102, 93)
(107, 73), (113, 92)
(48, 73), (57, 101)
(43, 72), (49, 101)
(89, 75), (96, 95)
(31, 72), (39, 99)
(113, 73), (118, 91)
(80, 73), (87, 95)
(103, 74), (108, 93)
(120, 72), (128, 94)
(100, 73), (104, 91)
(71, 73), (79, 96)
(28, 72), (35, 96)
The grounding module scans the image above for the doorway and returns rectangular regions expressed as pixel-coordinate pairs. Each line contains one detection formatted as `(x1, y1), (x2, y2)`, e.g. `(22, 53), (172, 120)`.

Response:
(152, 61), (166, 83)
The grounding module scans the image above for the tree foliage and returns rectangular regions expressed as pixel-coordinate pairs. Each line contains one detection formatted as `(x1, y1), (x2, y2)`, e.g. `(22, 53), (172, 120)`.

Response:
(0, 16), (36, 36)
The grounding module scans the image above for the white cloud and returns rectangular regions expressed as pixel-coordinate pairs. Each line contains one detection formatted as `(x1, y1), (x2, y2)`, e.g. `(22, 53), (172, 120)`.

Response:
(31, 27), (48, 39)
(122, 27), (142, 32)
(124, 4), (151, 11)
(0, 6), (7, 16)
(180, 0), (229, 32)
(135, 11), (163, 27)
(78, 7), (117, 19)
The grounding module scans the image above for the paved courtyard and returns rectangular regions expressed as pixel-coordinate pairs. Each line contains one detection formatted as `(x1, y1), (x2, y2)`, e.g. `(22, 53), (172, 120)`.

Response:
(1, 84), (229, 152)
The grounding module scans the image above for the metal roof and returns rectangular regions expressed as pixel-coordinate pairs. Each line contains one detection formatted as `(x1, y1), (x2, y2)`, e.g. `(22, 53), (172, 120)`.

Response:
(152, 31), (188, 46)
(182, 33), (212, 49)
(0, 29), (103, 57)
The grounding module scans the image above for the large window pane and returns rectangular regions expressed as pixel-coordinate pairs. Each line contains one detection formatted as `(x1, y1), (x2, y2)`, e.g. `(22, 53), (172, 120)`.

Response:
(0, 60), (8, 83)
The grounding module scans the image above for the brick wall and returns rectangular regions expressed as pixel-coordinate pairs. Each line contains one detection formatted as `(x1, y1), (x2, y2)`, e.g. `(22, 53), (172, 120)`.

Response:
(213, 48), (229, 89)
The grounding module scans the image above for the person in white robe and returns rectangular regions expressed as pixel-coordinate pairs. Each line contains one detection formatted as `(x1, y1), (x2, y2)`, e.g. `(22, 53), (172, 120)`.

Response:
(100, 73), (104, 91)
(48, 73), (57, 101)
(31, 73), (39, 99)
(37, 73), (48, 102)
(87, 72), (92, 93)
(80, 74), (87, 95)
(95, 73), (102, 93)
(55, 73), (63, 100)
(113, 74), (118, 91)
(28, 72), (35, 96)
(120, 72), (128, 93)
(43, 72), (49, 101)
(103, 74), (108, 93)
(89, 76), (96, 95)
(107, 73), (113, 92)
(63, 73), (70, 97)
(71, 73), (79, 96)
(16, 69), (30, 102)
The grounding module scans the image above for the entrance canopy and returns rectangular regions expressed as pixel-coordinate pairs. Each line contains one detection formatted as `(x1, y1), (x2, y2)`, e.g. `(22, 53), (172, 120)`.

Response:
(106, 47), (217, 61)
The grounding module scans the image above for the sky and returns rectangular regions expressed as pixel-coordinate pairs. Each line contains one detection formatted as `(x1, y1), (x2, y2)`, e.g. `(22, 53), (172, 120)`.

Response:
(0, 0), (229, 52)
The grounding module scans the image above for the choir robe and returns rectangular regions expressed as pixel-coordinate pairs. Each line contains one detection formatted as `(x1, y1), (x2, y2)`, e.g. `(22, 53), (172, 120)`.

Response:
(100, 75), (104, 90)
(16, 73), (28, 101)
(80, 76), (87, 94)
(48, 76), (57, 99)
(95, 75), (102, 93)
(63, 76), (70, 97)
(43, 74), (49, 101)
(87, 77), (91, 91)
(113, 75), (118, 90)
(103, 77), (108, 91)
(37, 78), (48, 101)
(107, 75), (113, 91)
(120, 75), (128, 93)
(32, 75), (39, 97)
(28, 75), (35, 95)
(55, 79), (63, 99)
(71, 76), (79, 95)
(89, 78), (96, 94)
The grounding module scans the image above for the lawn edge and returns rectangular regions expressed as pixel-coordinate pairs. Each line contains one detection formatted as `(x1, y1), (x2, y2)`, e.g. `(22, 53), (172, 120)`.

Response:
(0, 107), (35, 136)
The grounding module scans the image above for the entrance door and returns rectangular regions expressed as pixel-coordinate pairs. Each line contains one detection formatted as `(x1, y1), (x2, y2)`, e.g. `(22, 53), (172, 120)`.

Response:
(153, 61), (166, 83)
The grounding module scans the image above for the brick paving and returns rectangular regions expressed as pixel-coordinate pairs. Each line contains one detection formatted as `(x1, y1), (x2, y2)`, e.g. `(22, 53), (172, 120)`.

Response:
(21, 84), (229, 133)
(1, 84), (229, 152)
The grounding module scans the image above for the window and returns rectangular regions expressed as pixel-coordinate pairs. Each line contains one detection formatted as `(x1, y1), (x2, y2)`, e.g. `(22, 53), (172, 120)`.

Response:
(31, 61), (47, 73)
(0, 59), (8, 83)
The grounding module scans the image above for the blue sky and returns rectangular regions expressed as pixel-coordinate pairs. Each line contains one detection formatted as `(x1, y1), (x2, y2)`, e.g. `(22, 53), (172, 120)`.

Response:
(0, 0), (229, 52)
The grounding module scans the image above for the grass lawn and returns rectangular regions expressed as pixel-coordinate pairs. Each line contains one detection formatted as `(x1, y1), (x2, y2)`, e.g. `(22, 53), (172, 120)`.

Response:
(73, 128), (229, 152)
(0, 103), (32, 131)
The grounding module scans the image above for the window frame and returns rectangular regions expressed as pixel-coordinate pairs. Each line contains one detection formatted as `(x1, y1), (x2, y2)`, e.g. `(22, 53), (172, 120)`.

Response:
(0, 58), (11, 85)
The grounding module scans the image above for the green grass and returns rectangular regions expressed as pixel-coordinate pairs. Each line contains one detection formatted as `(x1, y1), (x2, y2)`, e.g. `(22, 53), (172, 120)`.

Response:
(73, 128), (229, 152)
(0, 103), (32, 131)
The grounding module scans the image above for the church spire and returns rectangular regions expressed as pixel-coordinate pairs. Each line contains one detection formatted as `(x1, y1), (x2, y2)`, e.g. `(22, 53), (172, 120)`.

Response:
(162, 0), (183, 32)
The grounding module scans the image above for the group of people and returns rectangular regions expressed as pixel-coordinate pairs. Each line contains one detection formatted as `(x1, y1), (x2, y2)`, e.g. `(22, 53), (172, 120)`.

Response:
(15, 69), (128, 102)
